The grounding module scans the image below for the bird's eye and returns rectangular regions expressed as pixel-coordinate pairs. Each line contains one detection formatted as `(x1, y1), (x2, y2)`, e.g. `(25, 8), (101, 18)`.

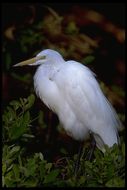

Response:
(41, 55), (46, 59)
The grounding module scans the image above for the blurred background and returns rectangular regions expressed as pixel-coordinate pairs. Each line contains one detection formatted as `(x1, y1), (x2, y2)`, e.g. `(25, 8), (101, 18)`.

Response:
(2, 3), (125, 161)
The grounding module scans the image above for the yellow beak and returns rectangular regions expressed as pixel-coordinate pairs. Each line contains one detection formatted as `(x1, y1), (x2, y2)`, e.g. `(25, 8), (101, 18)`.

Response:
(13, 56), (45, 67)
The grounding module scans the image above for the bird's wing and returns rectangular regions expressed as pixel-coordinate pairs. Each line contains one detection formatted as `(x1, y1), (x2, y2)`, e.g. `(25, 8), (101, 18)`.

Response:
(55, 60), (122, 148)
(58, 61), (105, 128)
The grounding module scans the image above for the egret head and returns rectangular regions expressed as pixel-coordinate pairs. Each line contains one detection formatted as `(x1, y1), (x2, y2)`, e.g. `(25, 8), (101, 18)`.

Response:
(13, 49), (64, 67)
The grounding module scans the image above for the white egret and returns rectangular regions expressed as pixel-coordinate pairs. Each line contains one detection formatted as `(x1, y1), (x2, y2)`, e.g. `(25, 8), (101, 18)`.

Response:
(13, 49), (122, 153)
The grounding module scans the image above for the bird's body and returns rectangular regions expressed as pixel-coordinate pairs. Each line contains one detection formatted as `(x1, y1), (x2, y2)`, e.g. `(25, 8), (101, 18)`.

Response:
(14, 49), (122, 152)
(33, 50), (122, 152)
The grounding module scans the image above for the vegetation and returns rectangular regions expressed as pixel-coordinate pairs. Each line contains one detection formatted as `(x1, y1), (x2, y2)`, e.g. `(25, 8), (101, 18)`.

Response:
(2, 95), (125, 187)
(2, 5), (125, 187)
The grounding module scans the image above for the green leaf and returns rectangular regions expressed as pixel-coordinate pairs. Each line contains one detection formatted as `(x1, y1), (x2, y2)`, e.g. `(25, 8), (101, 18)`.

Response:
(4, 170), (15, 187)
(45, 163), (52, 172)
(106, 177), (125, 187)
(13, 164), (20, 180)
(40, 162), (46, 180)
(43, 169), (59, 184)
(5, 107), (16, 122)
(2, 175), (5, 187)
(83, 55), (95, 64)
(9, 146), (20, 156)
(23, 111), (30, 124)
(25, 158), (37, 177)
(2, 163), (7, 175)
(25, 94), (35, 110)
(38, 152), (44, 161)
(60, 148), (68, 155)
(22, 178), (38, 187)
(10, 111), (30, 140)
(79, 175), (86, 185)
(22, 134), (35, 138)
(122, 143), (125, 157)
(10, 100), (21, 110)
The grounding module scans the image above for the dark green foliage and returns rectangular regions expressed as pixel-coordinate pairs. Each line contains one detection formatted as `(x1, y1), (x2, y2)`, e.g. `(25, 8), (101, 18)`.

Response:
(82, 55), (95, 65)
(58, 143), (125, 187)
(2, 95), (125, 187)
(3, 94), (35, 142)
(2, 147), (60, 187)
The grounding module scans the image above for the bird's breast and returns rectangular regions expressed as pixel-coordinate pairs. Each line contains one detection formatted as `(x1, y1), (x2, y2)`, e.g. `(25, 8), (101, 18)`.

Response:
(34, 65), (64, 113)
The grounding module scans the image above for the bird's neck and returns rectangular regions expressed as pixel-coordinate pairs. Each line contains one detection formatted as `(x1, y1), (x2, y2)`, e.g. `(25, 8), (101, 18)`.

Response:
(38, 60), (64, 81)
(45, 57), (65, 68)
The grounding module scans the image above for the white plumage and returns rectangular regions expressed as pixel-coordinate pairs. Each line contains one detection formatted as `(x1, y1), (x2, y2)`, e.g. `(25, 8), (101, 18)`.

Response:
(14, 49), (122, 152)
(33, 49), (122, 152)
